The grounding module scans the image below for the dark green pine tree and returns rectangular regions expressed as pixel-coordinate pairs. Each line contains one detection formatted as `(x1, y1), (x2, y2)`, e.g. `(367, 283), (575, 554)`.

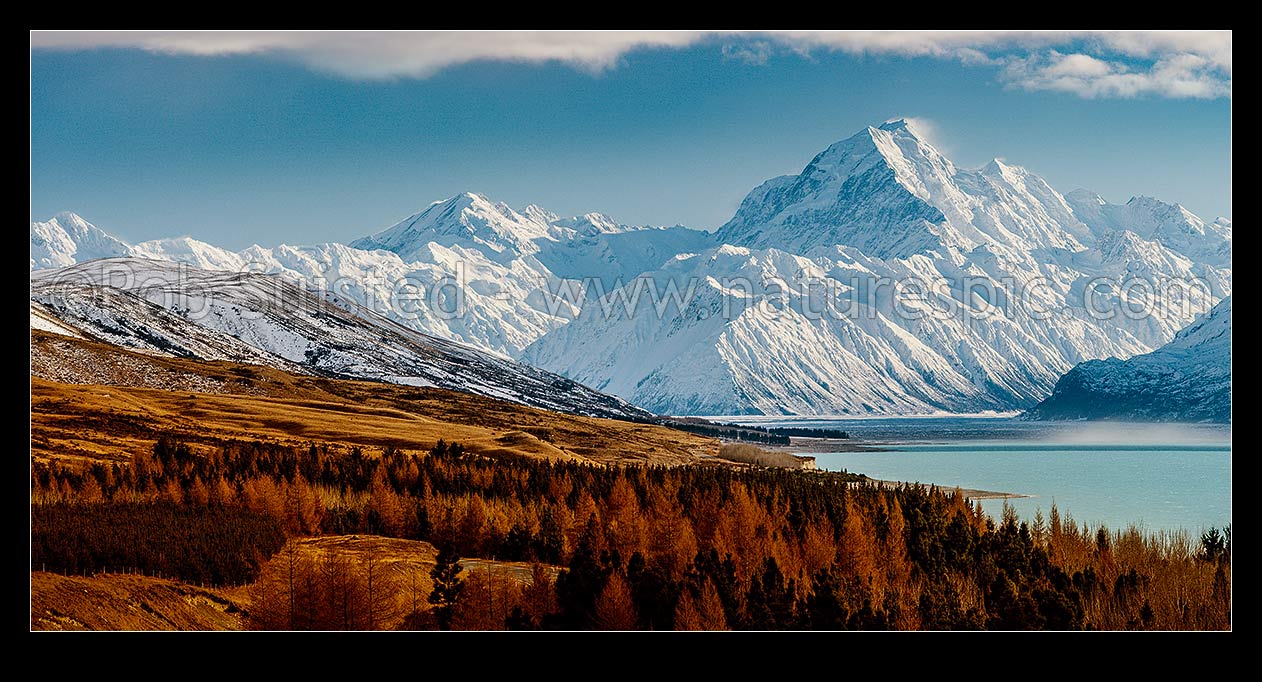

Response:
(554, 515), (608, 628)
(428, 546), (465, 630)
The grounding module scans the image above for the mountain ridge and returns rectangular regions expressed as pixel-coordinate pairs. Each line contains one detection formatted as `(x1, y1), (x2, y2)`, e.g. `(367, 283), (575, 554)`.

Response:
(1023, 297), (1231, 422)
(31, 257), (650, 420)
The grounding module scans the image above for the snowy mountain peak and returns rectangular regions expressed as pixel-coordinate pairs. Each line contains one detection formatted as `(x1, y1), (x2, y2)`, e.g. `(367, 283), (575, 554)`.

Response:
(872, 121), (958, 178)
(31, 212), (133, 270)
(981, 158), (1016, 175)
(1124, 195), (1201, 228)
(1066, 191), (1229, 267)
(131, 236), (250, 271)
(741, 120), (1229, 259)
(522, 203), (560, 225)
(51, 211), (91, 228)
(877, 118), (914, 132)
(350, 191), (553, 263)
(717, 120), (984, 259)
(1066, 188), (1107, 206)
(875, 118), (935, 150)
(550, 212), (629, 236)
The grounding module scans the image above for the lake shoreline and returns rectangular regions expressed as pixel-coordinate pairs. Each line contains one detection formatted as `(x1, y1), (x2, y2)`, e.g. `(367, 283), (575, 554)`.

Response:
(762, 438), (1029, 499)
(860, 477), (1029, 501)
(784, 417), (1230, 532)
(766, 436), (893, 453)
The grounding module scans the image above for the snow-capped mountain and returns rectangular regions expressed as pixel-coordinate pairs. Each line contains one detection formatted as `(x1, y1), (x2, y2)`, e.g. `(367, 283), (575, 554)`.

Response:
(522, 246), (1010, 415)
(30, 258), (650, 420)
(1064, 190), (1232, 268)
(31, 197), (714, 358)
(30, 119), (1232, 416)
(525, 120), (1231, 414)
(351, 192), (553, 264)
(715, 120), (1091, 258)
(1024, 297), (1231, 422)
(130, 235), (574, 357)
(31, 212), (132, 270)
(352, 192), (714, 296)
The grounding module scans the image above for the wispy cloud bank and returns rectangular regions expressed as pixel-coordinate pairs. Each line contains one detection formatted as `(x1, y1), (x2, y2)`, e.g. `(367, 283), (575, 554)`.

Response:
(1003, 50), (1230, 99)
(28, 30), (709, 78)
(31, 30), (1231, 99)
(722, 40), (774, 66)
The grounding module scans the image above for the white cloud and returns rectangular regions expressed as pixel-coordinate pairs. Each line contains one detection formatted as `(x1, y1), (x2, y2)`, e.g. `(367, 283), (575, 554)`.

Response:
(28, 30), (709, 78)
(722, 41), (773, 66)
(1042, 53), (1114, 78)
(30, 30), (1231, 99)
(1004, 50), (1231, 99)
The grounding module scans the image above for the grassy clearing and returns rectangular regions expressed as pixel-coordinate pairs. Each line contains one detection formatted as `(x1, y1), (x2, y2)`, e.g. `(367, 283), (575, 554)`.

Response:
(715, 443), (814, 469)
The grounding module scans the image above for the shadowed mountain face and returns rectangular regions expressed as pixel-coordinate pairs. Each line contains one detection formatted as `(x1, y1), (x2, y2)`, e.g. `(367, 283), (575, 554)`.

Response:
(1024, 297), (1231, 423)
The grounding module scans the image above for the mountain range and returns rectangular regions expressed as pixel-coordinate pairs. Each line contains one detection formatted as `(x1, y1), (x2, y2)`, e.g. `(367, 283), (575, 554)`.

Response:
(30, 119), (1231, 416)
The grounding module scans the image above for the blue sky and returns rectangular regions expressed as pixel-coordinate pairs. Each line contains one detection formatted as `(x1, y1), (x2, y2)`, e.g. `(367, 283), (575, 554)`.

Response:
(30, 31), (1232, 250)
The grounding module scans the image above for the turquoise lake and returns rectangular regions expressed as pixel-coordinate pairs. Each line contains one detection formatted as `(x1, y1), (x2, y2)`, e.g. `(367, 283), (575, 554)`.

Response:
(729, 416), (1232, 534)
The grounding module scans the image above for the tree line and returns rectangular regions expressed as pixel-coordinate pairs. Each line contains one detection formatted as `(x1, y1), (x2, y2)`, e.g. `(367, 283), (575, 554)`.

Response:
(31, 501), (284, 586)
(31, 436), (1230, 629)
(655, 420), (792, 445)
(765, 426), (850, 439)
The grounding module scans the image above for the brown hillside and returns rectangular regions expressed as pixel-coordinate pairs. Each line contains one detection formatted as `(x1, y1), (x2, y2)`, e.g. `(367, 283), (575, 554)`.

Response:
(30, 330), (718, 467)
(31, 535), (560, 631)
(30, 572), (247, 631)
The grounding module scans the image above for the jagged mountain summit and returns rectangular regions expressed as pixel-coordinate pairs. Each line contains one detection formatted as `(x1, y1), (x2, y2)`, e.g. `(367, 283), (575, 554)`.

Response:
(1064, 190), (1232, 268)
(1023, 297), (1231, 422)
(716, 120), (1090, 259)
(31, 212), (132, 270)
(525, 120), (1231, 414)
(30, 119), (1232, 416)
(350, 192), (554, 264)
(351, 192), (714, 292)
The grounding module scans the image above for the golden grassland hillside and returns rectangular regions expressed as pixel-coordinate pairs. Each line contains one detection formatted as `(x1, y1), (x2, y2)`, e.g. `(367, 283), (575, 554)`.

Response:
(31, 572), (248, 631)
(28, 535), (552, 631)
(31, 535), (560, 631)
(246, 535), (562, 631)
(31, 330), (717, 467)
